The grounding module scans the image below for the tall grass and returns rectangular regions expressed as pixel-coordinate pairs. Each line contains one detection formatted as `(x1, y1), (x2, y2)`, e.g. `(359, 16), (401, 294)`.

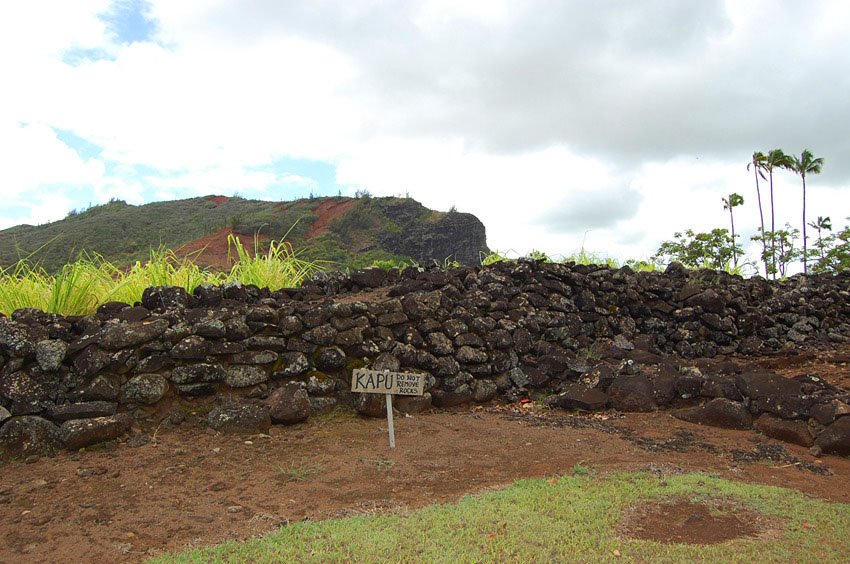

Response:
(0, 239), (322, 317)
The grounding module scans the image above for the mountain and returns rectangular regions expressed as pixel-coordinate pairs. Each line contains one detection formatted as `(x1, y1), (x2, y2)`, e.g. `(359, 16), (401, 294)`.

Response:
(0, 195), (489, 272)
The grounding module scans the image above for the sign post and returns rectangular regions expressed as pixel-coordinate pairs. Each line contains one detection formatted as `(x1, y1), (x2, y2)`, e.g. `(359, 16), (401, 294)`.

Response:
(351, 368), (425, 448)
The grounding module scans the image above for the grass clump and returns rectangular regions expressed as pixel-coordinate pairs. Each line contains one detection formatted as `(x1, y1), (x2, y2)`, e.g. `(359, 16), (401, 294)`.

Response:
(0, 238), (322, 316)
(152, 471), (850, 563)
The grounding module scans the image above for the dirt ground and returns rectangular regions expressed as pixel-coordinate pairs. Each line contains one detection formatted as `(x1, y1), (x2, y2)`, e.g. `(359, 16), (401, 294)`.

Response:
(2, 349), (850, 563)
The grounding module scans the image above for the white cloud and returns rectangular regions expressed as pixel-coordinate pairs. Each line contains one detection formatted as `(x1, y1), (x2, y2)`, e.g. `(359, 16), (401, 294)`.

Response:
(2, 0), (850, 270)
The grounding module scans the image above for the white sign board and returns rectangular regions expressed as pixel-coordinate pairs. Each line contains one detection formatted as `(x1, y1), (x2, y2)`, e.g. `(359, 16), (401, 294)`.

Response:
(351, 368), (426, 449)
(351, 369), (425, 396)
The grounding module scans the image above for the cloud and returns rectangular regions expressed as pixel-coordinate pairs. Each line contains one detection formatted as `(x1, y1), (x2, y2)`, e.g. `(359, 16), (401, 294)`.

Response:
(539, 187), (643, 233)
(2, 0), (850, 268)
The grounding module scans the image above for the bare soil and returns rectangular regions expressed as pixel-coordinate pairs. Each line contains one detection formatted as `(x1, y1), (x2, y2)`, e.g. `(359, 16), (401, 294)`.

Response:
(174, 228), (270, 271)
(305, 199), (357, 239)
(2, 349), (850, 563)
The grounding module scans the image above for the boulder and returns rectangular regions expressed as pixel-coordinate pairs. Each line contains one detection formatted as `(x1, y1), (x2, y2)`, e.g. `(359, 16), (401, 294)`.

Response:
(0, 371), (48, 405)
(120, 374), (169, 405)
(355, 393), (386, 417)
(208, 403), (271, 434)
(35, 339), (67, 372)
(0, 416), (63, 458)
(272, 352), (311, 379)
(472, 379), (498, 403)
(754, 414), (814, 447)
(0, 318), (33, 357)
(394, 393), (432, 414)
(141, 286), (189, 310)
(46, 401), (118, 422)
(266, 383), (312, 424)
(608, 375), (657, 412)
(315, 346), (347, 371)
(673, 398), (753, 430)
(431, 384), (475, 408)
(0, 406), (10, 424)
(814, 416), (850, 456)
(99, 319), (169, 350)
(171, 363), (225, 385)
(224, 365), (269, 388)
(547, 384), (609, 412)
(60, 413), (134, 450)
(735, 372), (806, 419)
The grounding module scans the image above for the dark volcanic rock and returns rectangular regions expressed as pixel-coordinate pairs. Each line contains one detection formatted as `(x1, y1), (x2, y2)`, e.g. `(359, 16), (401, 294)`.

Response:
(99, 319), (169, 350)
(171, 364), (225, 385)
(46, 401), (117, 422)
(607, 375), (657, 412)
(34, 339), (67, 372)
(224, 365), (268, 388)
(208, 403), (271, 433)
(431, 384), (474, 407)
(60, 413), (133, 450)
(120, 374), (169, 405)
(673, 398), (753, 430)
(814, 416), (850, 456)
(141, 286), (189, 310)
(547, 384), (609, 411)
(266, 383), (312, 424)
(735, 372), (807, 419)
(0, 416), (63, 458)
(754, 414), (814, 447)
(355, 393), (386, 417)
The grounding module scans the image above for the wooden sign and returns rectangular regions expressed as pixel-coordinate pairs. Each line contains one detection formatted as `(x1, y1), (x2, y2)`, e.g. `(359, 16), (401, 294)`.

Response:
(351, 369), (425, 396)
(351, 368), (426, 449)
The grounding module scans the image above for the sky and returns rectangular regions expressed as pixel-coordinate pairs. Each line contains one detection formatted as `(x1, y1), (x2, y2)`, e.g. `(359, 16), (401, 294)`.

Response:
(3, 0), (849, 270)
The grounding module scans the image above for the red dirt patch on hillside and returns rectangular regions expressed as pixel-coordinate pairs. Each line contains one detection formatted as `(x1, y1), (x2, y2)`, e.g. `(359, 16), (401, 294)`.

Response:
(206, 196), (232, 205)
(306, 198), (357, 239)
(174, 228), (269, 271)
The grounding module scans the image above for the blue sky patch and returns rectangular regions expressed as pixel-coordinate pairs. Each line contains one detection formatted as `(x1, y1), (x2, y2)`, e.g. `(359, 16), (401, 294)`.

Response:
(102, 0), (157, 45)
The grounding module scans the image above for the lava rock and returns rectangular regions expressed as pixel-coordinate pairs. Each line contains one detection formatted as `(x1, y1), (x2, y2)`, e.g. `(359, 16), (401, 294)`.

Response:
(60, 413), (134, 450)
(272, 352), (311, 379)
(814, 416), (850, 456)
(735, 372), (806, 419)
(266, 383), (312, 424)
(141, 286), (189, 310)
(673, 398), (752, 429)
(171, 364), (225, 385)
(547, 384), (609, 411)
(472, 379), (498, 403)
(34, 340), (67, 372)
(120, 374), (169, 405)
(99, 319), (169, 350)
(208, 403), (271, 434)
(0, 416), (63, 458)
(607, 374), (657, 412)
(46, 401), (118, 422)
(224, 365), (269, 388)
(754, 414), (814, 447)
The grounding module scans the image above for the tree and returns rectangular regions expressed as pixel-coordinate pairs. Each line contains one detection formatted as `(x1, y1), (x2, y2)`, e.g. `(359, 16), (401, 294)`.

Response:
(808, 215), (832, 270)
(763, 149), (793, 278)
(788, 149), (824, 274)
(722, 193), (744, 268)
(751, 224), (801, 278)
(747, 152), (769, 276)
(652, 228), (742, 270)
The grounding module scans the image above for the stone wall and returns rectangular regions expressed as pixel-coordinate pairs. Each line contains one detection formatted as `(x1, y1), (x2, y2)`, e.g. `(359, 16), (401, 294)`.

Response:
(1, 260), (850, 458)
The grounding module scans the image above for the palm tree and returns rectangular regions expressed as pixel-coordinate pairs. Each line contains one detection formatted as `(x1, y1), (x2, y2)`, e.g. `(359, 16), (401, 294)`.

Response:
(722, 193), (745, 268)
(789, 149), (825, 274)
(747, 152), (769, 276)
(764, 149), (792, 279)
(808, 215), (832, 270)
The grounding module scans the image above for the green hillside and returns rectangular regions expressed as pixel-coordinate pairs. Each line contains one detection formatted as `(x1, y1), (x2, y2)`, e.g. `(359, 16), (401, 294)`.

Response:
(0, 195), (489, 272)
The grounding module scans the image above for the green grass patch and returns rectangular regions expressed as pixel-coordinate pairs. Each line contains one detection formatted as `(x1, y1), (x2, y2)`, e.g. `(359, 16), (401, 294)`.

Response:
(151, 471), (850, 563)
(0, 238), (322, 316)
